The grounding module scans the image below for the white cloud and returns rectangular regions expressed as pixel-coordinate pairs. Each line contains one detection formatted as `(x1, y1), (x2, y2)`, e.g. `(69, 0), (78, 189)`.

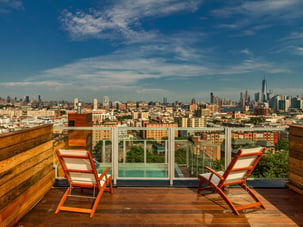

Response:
(239, 0), (300, 16)
(0, 23), (289, 101)
(280, 31), (303, 47)
(219, 58), (287, 75)
(0, 43), (286, 98)
(294, 47), (303, 55)
(240, 49), (252, 56)
(212, 0), (303, 33)
(0, 81), (66, 87)
(274, 29), (303, 56)
(60, 0), (203, 41)
(212, 0), (301, 18)
(284, 32), (303, 41)
(0, 0), (23, 13)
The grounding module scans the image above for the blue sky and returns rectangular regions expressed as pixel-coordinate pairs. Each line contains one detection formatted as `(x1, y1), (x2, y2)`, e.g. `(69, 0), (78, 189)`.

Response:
(0, 0), (303, 103)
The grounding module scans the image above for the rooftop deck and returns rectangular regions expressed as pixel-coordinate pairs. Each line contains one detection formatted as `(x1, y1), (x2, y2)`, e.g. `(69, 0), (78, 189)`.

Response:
(16, 187), (303, 226)
(2, 125), (303, 226)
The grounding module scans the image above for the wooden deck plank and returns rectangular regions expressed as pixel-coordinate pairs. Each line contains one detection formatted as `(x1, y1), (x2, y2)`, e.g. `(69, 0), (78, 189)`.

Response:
(15, 187), (303, 227)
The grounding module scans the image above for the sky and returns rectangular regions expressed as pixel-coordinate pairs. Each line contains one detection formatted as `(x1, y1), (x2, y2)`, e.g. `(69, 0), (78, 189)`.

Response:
(0, 0), (303, 103)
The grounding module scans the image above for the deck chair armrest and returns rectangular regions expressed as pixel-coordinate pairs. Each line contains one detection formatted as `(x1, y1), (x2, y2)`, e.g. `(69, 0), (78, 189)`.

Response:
(98, 167), (111, 181)
(204, 166), (224, 181)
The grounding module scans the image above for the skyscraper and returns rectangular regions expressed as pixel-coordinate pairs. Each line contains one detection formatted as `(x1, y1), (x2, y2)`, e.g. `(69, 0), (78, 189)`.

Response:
(210, 92), (214, 104)
(262, 77), (267, 102)
(93, 98), (98, 110)
(239, 92), (245, 109)
(163, 97), (167, 105)
(191, 98), (196, 104)
(103, 96), (110, 109)
(244, 90), (248, 104)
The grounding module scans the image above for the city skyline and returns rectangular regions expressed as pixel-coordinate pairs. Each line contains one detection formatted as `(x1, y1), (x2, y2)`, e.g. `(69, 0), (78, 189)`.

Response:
(1, 0), (303, 102)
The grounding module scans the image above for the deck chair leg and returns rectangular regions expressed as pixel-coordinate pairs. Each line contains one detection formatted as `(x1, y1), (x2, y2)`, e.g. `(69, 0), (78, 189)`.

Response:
(213, 185), (240, 215)
(197, 180), (214, 193)
(90, 188), (105, 218)
(109, 179), (113, 194)
(197, 179), (204, 193)
(241, 184), (265, 209)
(55, 187), (71, 214)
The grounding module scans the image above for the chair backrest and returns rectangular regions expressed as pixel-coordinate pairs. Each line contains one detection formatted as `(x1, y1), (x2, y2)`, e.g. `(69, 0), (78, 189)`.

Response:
(220, 147), (266, 186)
(56, 149), (100, 188)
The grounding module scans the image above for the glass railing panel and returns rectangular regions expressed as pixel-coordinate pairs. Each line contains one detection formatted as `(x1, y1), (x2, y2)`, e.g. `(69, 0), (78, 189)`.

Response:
(231, 128), (289, 180)
(52, 126), (289, 184)
(174, 139), (191, 178)
(117, 128), (169, 178)
(174, 128), (225, 179)
(92, 139), (112, 162)
(92, 127), (113, 174)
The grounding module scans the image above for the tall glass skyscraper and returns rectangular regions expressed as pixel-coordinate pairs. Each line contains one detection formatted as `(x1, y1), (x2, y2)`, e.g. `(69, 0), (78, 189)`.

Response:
(262, 77), (267, 102)
(163, 97), (167, 105)
(210, 92), (214, 104)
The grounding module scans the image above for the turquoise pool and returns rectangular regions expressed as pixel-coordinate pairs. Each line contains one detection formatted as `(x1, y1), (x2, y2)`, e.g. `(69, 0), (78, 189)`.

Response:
(97, 163), (168, 178)
(97, 163), (185, 178)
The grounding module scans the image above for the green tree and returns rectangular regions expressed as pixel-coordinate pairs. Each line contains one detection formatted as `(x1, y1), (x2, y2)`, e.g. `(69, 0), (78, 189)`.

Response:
(126, 146), (144, 162)
(251, 151), (289, 178)
(275, 139), (289, 151)
(147, 151), (165, 163)
(175, 148), (186, 164)
(212, 119), (221, 124)
(212, 159), (224, 171)
(93, 141), (102, 153)
(116, 115), (132, 121)
(125, 145), (166, 163)
(246, 117), (266, 125)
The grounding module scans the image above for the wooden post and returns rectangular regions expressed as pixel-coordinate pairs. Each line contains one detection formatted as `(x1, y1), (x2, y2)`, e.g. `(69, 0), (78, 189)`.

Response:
(287, 125), (303, 195)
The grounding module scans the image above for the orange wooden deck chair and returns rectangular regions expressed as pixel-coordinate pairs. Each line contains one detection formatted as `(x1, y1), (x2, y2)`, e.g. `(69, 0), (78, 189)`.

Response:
(55, 149), (113, 217)
(197, 147), (266, 215)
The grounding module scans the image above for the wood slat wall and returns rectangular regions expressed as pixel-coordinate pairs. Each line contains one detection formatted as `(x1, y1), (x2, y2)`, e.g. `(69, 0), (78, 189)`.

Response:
(288, 125), (303, 194)
(0, 124), (55, 227)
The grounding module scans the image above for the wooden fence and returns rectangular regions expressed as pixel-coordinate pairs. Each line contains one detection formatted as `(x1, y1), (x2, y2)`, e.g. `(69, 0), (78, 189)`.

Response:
(0, 124), (55, 226)
(288, 125), (303, 195)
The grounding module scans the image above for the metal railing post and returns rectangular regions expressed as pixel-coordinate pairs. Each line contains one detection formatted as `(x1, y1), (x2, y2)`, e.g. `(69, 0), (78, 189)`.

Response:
(112, 127), (119, 186)
(202, 151), (205, 173)
(168, 128), (175, 186)
(144, 140), (147, 164)
(224, 127), (232, 169)
(191, 147), (194, 175)
(123, 140), (126, 163)
(165, 140), (168, 164)
(196, 147), (198, 174)
(186, 142), (189, 168)
(102, 140), (106, 162)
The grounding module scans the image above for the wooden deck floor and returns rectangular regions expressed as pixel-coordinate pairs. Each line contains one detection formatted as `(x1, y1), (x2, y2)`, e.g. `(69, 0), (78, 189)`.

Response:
(15, 187), (303, 227)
